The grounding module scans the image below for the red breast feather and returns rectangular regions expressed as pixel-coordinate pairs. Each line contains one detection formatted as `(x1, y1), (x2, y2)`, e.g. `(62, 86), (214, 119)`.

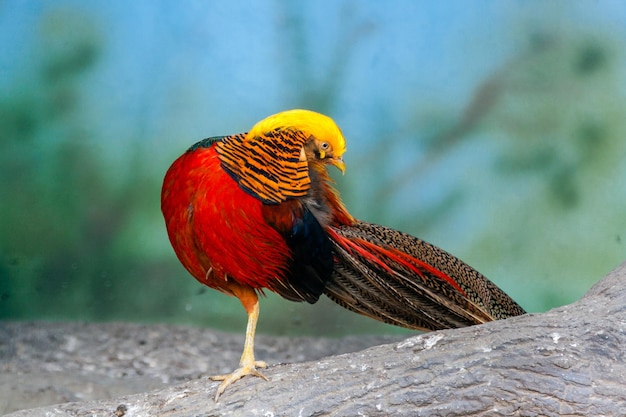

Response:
(161, 142), (291, 294)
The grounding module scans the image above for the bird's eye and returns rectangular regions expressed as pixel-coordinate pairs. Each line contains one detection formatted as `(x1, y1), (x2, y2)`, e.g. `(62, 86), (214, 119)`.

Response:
(320, 142), (330, 151)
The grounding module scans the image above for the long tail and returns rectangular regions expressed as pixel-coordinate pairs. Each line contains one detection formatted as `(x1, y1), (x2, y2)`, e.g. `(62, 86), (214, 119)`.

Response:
(324, 221), (525, 331)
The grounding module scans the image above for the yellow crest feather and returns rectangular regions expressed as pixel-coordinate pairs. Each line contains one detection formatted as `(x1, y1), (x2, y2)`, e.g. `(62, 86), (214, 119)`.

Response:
(248, 109), (346, 157)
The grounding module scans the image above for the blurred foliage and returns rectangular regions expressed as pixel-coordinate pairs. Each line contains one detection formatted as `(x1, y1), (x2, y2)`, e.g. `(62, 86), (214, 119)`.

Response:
(460, 33), (624, 312)
(1, 4), (624, 336)
(0, 9), (190, 322)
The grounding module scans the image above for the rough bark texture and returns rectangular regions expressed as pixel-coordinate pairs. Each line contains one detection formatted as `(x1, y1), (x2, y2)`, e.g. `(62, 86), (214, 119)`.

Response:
(3, 262), (626, 417)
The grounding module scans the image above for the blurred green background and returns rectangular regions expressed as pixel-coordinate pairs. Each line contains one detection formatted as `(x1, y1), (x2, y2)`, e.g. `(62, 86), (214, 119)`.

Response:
(1, 1), (625, 337)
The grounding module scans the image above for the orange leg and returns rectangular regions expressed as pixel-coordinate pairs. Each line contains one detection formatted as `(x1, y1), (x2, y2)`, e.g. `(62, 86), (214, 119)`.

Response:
(211, 285), (268, 401)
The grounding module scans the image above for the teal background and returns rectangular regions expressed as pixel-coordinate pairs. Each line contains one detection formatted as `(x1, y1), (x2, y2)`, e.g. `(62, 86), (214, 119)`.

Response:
(1, 1), (625, 336)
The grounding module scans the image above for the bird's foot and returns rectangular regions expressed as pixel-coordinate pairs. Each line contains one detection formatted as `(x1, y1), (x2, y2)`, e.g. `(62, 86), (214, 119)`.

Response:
(210, 360), (268, 401)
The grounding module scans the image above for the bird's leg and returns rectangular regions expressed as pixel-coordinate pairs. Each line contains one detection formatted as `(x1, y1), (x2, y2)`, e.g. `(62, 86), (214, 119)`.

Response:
(210, 286), (268, 401)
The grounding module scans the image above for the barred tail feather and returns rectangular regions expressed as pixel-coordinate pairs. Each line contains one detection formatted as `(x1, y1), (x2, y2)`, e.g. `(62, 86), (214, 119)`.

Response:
(324, 221), (525, 332)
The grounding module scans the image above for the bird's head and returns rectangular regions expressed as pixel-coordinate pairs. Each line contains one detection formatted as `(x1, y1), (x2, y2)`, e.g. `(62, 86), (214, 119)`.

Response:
(248, 109), (347, 174)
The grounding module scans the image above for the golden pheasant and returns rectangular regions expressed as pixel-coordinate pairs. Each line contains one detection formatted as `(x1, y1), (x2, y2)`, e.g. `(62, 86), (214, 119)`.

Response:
(161, 109), (525, 401)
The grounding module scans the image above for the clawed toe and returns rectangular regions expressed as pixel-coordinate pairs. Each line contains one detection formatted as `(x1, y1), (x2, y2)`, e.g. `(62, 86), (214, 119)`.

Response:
(211, 361), (269, 401)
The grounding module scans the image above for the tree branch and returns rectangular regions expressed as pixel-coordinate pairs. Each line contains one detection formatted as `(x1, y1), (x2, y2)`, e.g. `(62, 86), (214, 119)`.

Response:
(5, 262), (626, 416)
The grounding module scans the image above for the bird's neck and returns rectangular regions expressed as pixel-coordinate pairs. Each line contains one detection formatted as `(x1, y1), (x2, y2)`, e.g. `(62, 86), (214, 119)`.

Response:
(307, 161), (355, 228)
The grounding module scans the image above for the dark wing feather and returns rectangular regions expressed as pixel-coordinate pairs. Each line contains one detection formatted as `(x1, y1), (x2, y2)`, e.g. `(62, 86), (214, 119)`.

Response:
(262, 202), (333, 303)
(187, 136), (227, 151)
(325, 221), (525, 331)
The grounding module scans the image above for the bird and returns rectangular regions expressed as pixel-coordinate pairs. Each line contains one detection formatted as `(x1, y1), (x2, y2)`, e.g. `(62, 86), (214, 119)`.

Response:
(161, 109), (526, 401)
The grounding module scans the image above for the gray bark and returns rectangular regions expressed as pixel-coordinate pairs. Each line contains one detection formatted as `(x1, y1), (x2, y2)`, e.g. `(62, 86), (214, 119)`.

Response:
(3, 262), (626, 417)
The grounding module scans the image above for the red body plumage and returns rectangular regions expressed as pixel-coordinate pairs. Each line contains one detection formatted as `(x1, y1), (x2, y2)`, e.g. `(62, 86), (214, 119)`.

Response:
(162, 143), (292, 293)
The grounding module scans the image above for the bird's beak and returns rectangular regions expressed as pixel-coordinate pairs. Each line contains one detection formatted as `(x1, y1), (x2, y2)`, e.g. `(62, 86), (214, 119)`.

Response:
(330, 156), (346, 174)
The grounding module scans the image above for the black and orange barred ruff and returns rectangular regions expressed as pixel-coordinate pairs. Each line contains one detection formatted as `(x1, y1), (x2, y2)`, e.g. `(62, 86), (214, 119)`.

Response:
(216, 129), (311, 204)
